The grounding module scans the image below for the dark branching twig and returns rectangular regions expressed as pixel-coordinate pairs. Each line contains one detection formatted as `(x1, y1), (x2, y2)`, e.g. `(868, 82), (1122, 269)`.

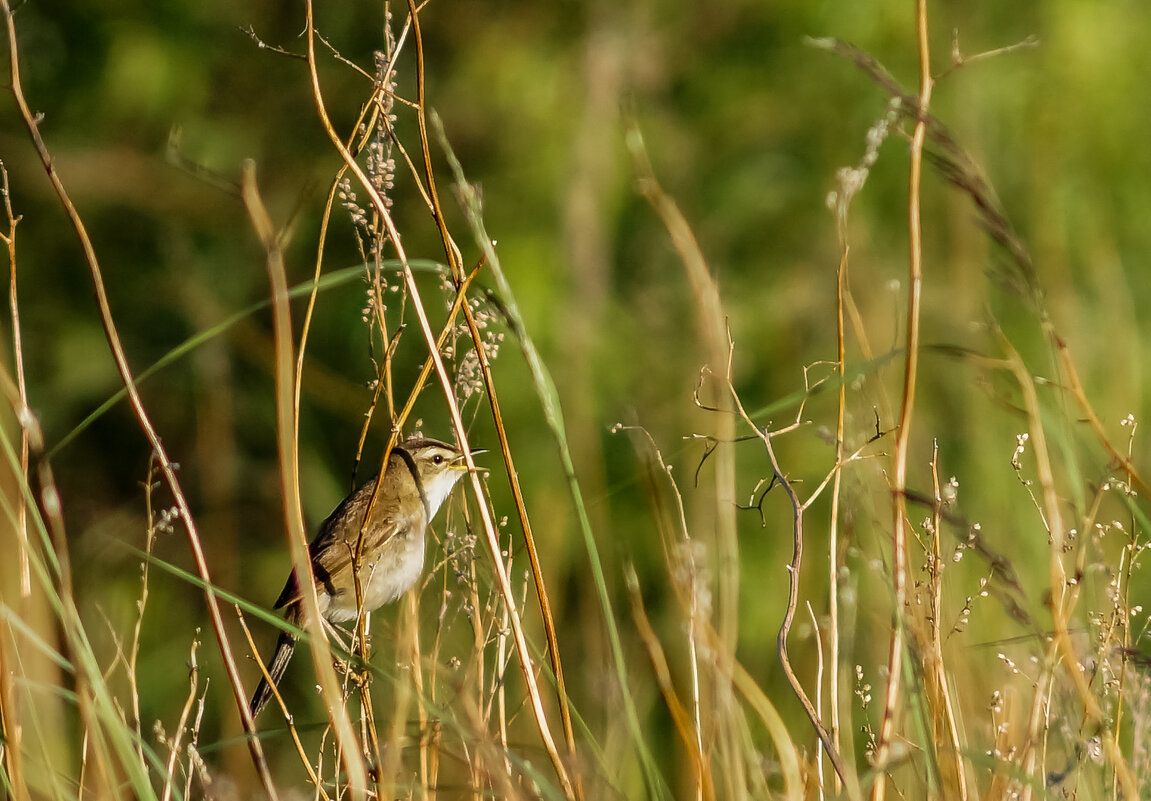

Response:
(688, 432), (760, 489)
(758, 426), (855, 793)
(735, 475), (777, 527)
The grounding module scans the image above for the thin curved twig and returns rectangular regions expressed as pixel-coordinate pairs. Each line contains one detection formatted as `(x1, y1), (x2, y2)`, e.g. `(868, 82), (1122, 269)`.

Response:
(1, 3), (278, 794)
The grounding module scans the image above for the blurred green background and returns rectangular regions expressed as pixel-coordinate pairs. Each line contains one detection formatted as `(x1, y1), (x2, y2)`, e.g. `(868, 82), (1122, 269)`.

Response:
(3, 0), (1150, 794)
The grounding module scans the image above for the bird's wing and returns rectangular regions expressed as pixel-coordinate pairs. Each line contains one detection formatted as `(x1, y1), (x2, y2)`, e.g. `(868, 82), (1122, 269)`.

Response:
(273, 476), (417, 609)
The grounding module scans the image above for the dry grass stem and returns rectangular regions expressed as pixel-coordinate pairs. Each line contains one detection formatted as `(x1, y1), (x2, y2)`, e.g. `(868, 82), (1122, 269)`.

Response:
(871, 6), (933, 801)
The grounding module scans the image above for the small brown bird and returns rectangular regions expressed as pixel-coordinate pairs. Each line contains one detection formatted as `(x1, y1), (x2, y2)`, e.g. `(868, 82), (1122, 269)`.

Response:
(249, 437), (471, 719)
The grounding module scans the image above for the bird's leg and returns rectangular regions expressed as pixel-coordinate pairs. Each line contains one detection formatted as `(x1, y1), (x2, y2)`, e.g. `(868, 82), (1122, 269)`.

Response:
(321, 619), (377, 705)
(321, 618), (376, 682)
(321, 616), (352, 652)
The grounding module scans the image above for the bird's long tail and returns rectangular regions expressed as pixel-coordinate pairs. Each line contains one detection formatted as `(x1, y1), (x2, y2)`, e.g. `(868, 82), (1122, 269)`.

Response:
(250, 628), (296, 719)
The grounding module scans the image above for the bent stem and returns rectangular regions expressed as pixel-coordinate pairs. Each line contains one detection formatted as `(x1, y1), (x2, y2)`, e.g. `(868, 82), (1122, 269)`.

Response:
(2, 1), (277, 793)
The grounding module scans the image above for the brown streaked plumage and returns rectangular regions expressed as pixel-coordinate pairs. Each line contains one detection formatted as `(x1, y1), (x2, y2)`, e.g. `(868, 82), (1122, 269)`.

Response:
(249, 437), (470, 719)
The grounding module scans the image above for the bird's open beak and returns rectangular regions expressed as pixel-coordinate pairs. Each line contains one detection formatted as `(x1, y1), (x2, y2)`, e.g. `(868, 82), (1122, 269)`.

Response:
(452, 448), (486, 468)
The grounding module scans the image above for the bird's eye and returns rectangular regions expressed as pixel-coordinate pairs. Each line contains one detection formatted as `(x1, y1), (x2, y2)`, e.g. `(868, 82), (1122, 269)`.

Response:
(432, 454), (444, 465)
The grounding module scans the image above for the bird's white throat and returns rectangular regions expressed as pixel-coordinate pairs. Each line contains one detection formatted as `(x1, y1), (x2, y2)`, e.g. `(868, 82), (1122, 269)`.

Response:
(422, 467), (465, 519)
